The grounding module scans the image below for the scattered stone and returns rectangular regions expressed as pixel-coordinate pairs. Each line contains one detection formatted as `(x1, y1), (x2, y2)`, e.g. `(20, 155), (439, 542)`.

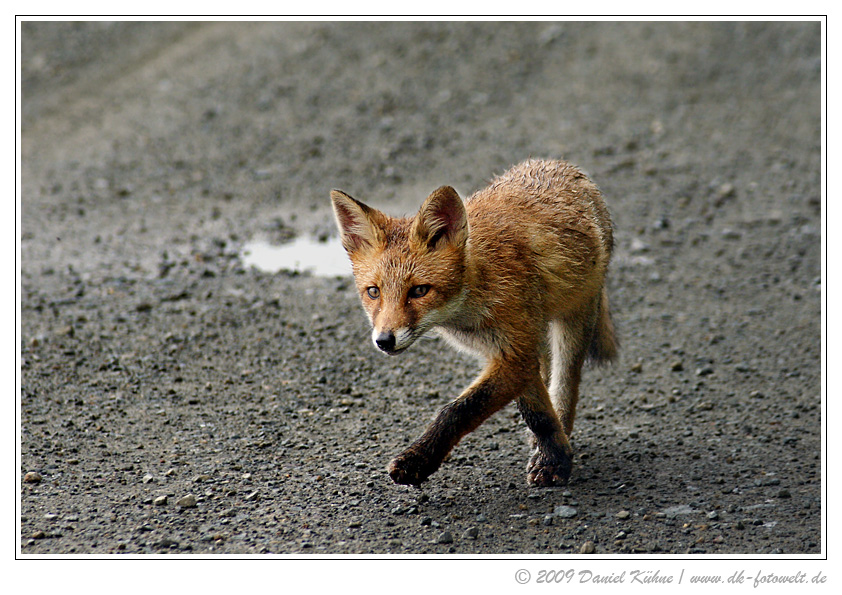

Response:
(348, 519), (362, 528)
(707, 511), (719, 520)
(153, 495), (168, 506)
(437, 531), (454, 544)
(553, 505), (578, 519)
(662, 505), (698, 518)
(176, 494), (197, 508)
(463, 527), (479, 540)
(616, 510), (630, 520)
(244, 491), (259, 502)
(777, 489), (792, 499)
(629, 362), (643, 373)
(192, 474), (211, 483)
(630, 237), (649, 253)
(43, 513), (58, 521)
(23, 471), (42, 484)
(155, 537), (179, 549)
(670, 360), (684, 372)
(420, 516), (433, 526)
(32, 530), (47, 540)
(542, 515), (554, 526)
(142, 474), (155, 484)
(580, 541), (596, 554)
(696, 366), (714, 376)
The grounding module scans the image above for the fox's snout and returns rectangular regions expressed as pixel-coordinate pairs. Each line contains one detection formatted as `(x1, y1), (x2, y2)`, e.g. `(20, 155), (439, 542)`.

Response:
(371, 327), (416, 355)
(374, 330), (396, 353)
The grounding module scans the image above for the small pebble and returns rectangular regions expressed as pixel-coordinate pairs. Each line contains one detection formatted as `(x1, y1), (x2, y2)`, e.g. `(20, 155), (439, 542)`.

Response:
(616, 510), (630, 520)
(142, 474), (155, 484)
(23, 471), (42, 484)
(777, 489), (792, 499)
(580, 541), (596, 554)
(670, 360), (684, 372)
(553, 505), (578, 518)
(463, 527), (479, 540)
(715, 183), (735, 202)
(176, 494), (197, 508)
(153, 495), (168, 506)
(437, 531), (454, 544)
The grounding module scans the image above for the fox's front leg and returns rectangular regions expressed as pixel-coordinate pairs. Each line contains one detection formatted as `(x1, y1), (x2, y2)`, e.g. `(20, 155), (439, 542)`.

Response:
(388, 359), (524, 486)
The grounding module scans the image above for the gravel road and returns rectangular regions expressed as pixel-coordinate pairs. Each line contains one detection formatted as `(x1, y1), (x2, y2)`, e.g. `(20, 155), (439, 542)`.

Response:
(20, 21), (822, 558)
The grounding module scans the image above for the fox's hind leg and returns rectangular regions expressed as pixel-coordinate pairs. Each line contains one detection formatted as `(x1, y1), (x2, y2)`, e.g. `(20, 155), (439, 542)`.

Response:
(548, 315), (592, 438)
(517, 374), (573, 486)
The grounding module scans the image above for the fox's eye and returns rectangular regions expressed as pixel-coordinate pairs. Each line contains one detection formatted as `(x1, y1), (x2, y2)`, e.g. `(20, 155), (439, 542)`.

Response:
(408, 285), (430, 299)
(366, 286), (380, 299)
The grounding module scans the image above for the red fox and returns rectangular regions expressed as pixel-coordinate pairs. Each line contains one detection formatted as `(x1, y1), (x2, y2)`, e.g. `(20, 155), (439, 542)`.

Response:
(330, 159), (616, 487)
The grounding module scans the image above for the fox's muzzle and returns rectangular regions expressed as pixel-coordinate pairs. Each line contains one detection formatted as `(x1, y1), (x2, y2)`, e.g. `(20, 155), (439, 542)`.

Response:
(374, 330), (397, 353)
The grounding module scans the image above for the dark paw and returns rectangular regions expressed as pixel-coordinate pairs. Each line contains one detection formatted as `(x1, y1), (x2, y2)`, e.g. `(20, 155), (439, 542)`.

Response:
(526, 448), (572, 487)
(388, 450), (438, 486)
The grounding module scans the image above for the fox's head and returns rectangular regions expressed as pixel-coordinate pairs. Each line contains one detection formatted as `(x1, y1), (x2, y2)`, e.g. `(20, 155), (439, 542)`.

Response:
(331, 186), (468, 355)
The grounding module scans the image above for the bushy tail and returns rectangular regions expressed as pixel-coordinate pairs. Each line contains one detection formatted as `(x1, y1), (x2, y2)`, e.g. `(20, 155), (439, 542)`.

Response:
(587, 288), (618, 364)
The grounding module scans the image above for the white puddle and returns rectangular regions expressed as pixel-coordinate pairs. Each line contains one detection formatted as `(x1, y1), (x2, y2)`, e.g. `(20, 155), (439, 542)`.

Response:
(241, 236), (351, 277)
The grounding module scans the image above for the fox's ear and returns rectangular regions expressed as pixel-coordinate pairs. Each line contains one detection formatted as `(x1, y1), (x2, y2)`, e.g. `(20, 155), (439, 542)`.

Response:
(330, 190), (384, 253)
(411, 186), (467, 250)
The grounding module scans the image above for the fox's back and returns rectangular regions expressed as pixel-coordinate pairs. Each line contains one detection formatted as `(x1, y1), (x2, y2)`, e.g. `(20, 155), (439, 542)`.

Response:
(463, 159), (613, 319)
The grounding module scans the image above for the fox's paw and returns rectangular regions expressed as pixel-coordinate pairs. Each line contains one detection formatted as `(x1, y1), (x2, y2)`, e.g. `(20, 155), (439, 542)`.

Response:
(526, 448), (572, 487)
(388, 449), (439, 486)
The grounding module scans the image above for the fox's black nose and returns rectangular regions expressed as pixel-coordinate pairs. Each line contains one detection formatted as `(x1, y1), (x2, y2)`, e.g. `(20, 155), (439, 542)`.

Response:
(375, 331), (396, 352)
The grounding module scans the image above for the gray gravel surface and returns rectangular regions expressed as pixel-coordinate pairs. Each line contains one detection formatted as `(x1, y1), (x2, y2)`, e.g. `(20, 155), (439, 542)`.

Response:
(20, 21), (822, 555)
